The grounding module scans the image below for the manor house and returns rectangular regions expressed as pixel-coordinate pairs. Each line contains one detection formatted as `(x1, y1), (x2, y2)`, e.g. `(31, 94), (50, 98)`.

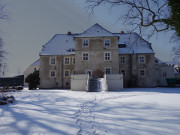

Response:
(39, 23), (172, 89)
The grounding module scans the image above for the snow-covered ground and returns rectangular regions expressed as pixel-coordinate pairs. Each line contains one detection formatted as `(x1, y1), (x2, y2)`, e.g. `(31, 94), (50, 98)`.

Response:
(0, 88), (180, 135)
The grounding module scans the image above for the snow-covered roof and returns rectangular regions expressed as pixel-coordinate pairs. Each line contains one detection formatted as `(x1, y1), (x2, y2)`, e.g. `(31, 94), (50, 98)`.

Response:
(31, 59), (40, 66)
(75, 23), (116, 38)
(40, 34), (76, 56)
(40, 24), (154, 56)
(154, 57), (164, 64)
(114, 33), (154, 54)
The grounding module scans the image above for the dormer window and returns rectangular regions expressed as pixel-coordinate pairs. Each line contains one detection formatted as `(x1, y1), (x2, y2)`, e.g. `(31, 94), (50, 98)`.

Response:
(83, 40), (89, 47)
(66, 48), (75, 52)
(118, 44), (126, 48)
(104, 39), (110, 46)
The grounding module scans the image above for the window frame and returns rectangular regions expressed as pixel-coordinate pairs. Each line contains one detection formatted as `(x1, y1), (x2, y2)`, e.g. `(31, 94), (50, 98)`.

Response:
(50, 70), (56, 78)
(50, 57), (56, 65)
(120, 56), (125, 64)
(82, 39), (89, 47)
(120, 69), (126, 77)
(139, 56), (145, 63)
(139, 69), (146, 76)
(64, 70), (70, 77)
(162, 72), (166, 77)
(104, 39), (110, 46)
(82, 52), (89, 61)
(73, 57), (75, 64)
(104, 67), (111, 74)
(104, 52), (111, 61)
(64, 57), (70, 65)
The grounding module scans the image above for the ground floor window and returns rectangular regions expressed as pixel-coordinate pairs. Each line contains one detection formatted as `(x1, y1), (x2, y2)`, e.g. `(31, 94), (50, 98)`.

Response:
(105, 67), (111, 74)
(64, 70), (70, 77)
(50, 70), (56, 77)
(120, 69), (126, 77)
(139, 69), (145, 76)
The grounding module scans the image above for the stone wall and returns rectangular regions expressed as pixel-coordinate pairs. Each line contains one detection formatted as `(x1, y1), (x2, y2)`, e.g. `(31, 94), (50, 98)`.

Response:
(119, 53), (156, 87)
(74, 37), (119, 76)
(39, 55), (75, 89)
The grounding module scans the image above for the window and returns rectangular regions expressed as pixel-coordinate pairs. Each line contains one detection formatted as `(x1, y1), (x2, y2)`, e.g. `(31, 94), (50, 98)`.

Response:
(120, 69), (126, 76)
(50, 70), (56, 77)
(82, 53), (88, 61)
(139, 56), (145, 63)
(83, 40), (89, 46)
(104, 52), (111, 61)
(73, 57), (75, 64)
(66, 48), (75, 52)
(50, 57), (56, 65)
(163, 72), (166, 77)
(86, 70), (92, 77)
(64, 57), (70, 65)
(105, 67), (111, 74)
(118, 44), (126, 48)
(139, 69), (145, 76)
(120, 57), (125, 64)
(64, 70), (70, 77)
(104, 39), (110, 46)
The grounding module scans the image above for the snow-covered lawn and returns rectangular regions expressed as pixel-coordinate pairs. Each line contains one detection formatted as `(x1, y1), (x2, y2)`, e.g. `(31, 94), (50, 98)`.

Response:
(0, 88), (180, 135)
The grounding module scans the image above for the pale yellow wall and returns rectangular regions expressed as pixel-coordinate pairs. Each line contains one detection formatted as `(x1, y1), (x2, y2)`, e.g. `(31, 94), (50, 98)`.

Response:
(74, 37), (119, 75)
(119, 53), (156, 87)
(40, 55), (75, 89)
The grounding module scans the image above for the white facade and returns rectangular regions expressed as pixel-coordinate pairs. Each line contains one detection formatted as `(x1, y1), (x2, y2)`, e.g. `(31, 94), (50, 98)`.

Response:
(155, 63), (175, 86)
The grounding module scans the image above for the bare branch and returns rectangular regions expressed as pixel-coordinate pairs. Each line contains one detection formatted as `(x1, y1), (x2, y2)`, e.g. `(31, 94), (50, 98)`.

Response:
(86, 0), (172, 39)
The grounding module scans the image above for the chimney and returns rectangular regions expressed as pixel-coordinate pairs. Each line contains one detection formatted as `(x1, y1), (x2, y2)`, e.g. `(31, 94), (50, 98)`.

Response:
(121, 31), (124, 34)
(67, 31), (72, 35)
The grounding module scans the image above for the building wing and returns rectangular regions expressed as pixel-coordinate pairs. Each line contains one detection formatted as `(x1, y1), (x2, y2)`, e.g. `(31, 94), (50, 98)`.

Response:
(40, 34), (76, 56)
(114, 33), (155, 54)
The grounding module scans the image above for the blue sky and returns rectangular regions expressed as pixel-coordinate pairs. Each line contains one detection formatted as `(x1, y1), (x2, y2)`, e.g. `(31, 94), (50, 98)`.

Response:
(1, 0), (176, 76)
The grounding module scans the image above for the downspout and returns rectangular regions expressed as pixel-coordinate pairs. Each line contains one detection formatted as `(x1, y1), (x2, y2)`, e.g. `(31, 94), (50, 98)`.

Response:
(61, 56), (64, 88)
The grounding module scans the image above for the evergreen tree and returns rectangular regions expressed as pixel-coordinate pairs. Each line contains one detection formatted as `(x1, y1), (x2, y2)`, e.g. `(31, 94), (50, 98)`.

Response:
(25, 70), (40, 90)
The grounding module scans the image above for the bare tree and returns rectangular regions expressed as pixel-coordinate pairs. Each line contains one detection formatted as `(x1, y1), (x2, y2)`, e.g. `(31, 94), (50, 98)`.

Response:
(86, 0), (175, 39)
(0, 37), (6, 76)
(0, 3), (8, 76)
(172, 45), (180, 60)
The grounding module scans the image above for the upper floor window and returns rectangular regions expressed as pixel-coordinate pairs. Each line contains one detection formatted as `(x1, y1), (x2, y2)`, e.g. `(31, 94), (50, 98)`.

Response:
(64, 57), (70, 65)
(120, 56), (125, 64)
(83, 40), (89, 47)
(105, 67), (111, 74)
(82, 53), (88, 61)
(104, 39), (110, 46)
(139, 56), (145, 63)
(50, 57), (56, 65)
(104, 52), (111, 61)
(139, 69), (145, 76)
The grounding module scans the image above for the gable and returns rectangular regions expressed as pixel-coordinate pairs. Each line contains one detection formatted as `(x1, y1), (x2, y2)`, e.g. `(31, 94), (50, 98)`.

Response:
(75, 23), (116, 38)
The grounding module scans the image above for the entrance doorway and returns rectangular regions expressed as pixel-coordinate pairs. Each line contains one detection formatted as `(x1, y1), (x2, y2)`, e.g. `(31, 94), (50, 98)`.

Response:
(85, 70), (92, 79)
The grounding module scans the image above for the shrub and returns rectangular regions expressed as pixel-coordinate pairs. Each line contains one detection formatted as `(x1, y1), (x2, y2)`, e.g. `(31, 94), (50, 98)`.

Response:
(25, 70), (40, 90)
